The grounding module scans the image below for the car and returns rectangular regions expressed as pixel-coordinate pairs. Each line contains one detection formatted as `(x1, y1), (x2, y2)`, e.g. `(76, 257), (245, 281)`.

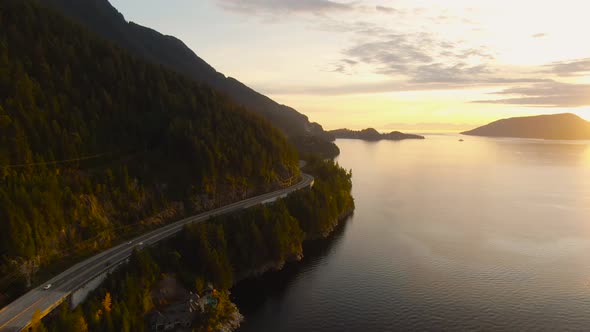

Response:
(42, 284), (52, 290)
(138, 242), (144, 246)
(127, 241), (133, 245)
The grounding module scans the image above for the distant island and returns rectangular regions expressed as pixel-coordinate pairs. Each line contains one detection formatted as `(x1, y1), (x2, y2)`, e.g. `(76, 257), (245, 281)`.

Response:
(461, 113), (590, 140)
(329, 128), (425, 141)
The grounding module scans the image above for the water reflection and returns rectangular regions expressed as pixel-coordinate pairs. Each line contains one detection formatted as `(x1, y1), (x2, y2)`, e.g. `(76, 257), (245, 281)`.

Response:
(234, 134), (590, 331)
(232, 215), (352, 316)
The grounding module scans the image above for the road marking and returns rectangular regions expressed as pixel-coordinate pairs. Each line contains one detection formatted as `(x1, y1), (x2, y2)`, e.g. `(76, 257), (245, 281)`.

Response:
(0, 296), (46, 329)
(0, 174), (313, 330)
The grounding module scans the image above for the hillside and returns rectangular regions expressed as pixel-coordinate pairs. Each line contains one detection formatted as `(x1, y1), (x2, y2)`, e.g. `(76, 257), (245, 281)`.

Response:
(42, 158), (354, 331)
(0, 0), (298, 302)
(461, 113), (590, 140)
(329, 128), (425, 141)
(41, 0), (339, 157)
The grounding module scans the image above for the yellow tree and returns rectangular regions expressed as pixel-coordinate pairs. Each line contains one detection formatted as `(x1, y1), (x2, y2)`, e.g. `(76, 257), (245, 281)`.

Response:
(94, 309), (103, 321)
(73, 316), (88, 332)
(30, 309), (48, 332)
(102, 292), (112, 313)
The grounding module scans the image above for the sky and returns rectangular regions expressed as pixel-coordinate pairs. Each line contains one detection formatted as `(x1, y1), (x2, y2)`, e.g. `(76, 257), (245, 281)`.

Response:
(110, 0), (590, 131)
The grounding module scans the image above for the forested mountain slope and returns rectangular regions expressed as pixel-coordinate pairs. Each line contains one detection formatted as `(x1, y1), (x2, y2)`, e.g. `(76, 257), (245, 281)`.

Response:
(42, 0), (339, 157)
(42, 158), (354, 331)
(0, 0), (298, 303)
(462, 113), (590, 140)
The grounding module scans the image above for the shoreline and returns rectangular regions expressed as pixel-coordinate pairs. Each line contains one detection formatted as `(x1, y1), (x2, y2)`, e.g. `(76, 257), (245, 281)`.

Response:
(227, 208), (355, 331)
(232, 207), (355, 284)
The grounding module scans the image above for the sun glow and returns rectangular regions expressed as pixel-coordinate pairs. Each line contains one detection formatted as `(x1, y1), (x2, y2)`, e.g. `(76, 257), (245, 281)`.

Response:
(111, 0), (590, 130)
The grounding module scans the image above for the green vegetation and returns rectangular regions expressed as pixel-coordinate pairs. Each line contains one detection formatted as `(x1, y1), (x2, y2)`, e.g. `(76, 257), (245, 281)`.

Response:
(329, 128), (425, 141)
(193, 289), (240, 332)
(43, 159), (354, 331)
(0, 0), (298, 304)
(44, 0), (340, 158)
(291, 135), (341, 160)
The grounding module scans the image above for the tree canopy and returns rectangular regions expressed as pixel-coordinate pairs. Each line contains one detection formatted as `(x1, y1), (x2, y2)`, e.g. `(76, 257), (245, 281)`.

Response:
(45, 158), (354, 331)
(0, 0), (298, 303)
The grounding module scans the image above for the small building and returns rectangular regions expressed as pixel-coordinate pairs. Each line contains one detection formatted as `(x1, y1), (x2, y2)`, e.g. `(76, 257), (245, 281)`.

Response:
(147, 286), (218, 331)
(148, 295), (198, 331)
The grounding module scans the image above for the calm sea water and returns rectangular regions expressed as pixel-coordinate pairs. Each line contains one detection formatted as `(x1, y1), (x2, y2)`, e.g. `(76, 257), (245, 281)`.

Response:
(233, 135), (590, 331)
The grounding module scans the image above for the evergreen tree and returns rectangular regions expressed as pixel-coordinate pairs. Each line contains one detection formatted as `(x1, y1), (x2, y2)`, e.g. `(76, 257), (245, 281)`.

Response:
(0, 0), (298, 303)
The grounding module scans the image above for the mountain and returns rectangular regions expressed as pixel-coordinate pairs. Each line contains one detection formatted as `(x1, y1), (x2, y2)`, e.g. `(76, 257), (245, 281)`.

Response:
(41, 0), (338, 157)
(461, 113), (590, 140)
(329, 128), (425, 141)
(0, 0), (298, 301)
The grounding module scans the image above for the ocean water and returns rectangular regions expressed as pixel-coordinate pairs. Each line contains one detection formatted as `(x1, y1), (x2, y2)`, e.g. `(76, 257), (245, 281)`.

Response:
(233, 135), (590, 331)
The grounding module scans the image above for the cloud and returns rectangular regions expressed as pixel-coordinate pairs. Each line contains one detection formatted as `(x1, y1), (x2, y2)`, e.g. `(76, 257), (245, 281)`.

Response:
(216, 0), (356, 15)
(375, 5), (401, 14)
(543, 58), (590, 76)
(410, 63), (491, 83)
(384, 122), (472, 131)
(313, 19), (393, 35)
(327, 58), (358, 74)
(341, 59), (358, 65)
(324, 19), (580, 94)
(260, 77), (548, 96)
(337, 31), (497, 84)
(216, 0), (590, 110)
(218, 1), (493, 88)
(328, 63), (351, 74)
(474, 82), (590, 107)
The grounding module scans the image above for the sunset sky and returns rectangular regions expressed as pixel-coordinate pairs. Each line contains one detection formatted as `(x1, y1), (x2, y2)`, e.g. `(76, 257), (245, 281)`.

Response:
(111, 0), (590, 131)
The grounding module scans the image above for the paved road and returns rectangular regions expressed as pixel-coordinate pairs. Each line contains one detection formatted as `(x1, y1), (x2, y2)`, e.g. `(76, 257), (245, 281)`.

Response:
(0, 173), (314, 331)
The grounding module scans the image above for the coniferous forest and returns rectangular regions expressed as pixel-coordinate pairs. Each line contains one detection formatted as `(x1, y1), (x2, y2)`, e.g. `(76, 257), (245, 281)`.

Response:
(39, 158), (354, 332)
(0, 0), (300, 304)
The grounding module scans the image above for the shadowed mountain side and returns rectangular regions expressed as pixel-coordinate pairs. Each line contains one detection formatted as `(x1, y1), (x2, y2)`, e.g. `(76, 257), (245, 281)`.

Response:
(462, 113), (590, 140)
(42, 0), (338, 157)
(0, 0), (300, 306)
(329, 128), (425, 141)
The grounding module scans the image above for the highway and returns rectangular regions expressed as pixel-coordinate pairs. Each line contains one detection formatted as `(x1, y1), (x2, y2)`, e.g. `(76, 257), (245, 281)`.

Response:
(0, 173), (314, 331)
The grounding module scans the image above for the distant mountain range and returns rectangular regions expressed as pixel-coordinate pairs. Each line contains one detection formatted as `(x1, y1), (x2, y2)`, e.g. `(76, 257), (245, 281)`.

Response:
(329, 128), (425, 141)
(462, 113), (590, 140)
(42, 0), (338, 157)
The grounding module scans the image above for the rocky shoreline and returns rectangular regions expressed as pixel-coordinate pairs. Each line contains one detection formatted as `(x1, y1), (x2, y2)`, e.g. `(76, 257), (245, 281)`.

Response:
(217, 301), (244, 332)
(234, 207), (354, 283)
(225, 208), (354, 330)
